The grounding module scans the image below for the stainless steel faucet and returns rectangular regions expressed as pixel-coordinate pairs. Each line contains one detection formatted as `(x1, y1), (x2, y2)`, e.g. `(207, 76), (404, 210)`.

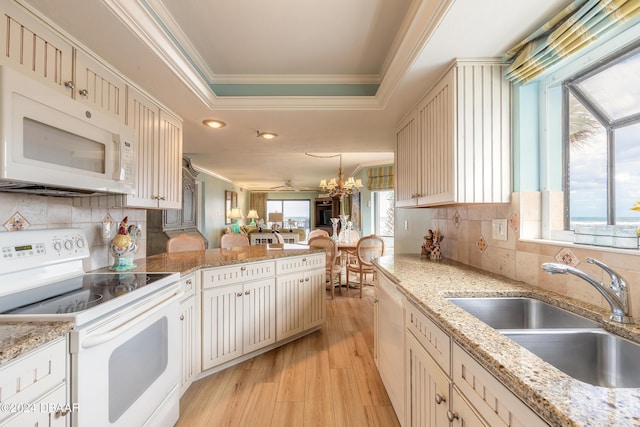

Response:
(541, 257), (633, 324)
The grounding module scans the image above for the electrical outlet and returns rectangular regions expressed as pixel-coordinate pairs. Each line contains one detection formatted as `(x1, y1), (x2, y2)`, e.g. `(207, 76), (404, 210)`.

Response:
(492, 219), (508, 241)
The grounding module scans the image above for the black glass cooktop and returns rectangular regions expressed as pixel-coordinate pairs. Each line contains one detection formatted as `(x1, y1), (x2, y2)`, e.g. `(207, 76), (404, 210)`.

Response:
(2, 273), (174, 315)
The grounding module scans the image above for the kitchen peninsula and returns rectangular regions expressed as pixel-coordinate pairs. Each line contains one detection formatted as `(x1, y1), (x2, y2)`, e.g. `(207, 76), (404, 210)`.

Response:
(375, 254), (640, 426)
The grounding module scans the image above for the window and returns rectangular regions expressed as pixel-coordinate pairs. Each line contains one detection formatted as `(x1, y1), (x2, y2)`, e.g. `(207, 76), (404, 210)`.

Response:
(266, 199), (310, 230)
(373, 190), (394, 237)
(562, 43), (640, 229)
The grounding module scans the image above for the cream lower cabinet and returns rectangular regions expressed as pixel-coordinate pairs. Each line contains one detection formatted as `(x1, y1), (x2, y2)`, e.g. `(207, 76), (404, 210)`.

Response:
(179, 273), (198, 397)
(275, 254), (326, 341)
(201, 261), (276, 371)
(374, 272), (405, 425)
(403, 300), (547, 427)
(0, 337), (69, 427)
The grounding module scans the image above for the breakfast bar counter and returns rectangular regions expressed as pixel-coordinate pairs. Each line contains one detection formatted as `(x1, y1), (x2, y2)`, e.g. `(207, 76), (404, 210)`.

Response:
(375, 254), (640, 427)
(122, 244), (319, 275)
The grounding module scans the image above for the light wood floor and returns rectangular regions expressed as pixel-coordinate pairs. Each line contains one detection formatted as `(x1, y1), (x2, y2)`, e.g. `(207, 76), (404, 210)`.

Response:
(176, 285), (400, 427)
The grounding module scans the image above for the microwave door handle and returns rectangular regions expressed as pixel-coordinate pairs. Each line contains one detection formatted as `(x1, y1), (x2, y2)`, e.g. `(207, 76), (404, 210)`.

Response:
(81, 289), (182, 349)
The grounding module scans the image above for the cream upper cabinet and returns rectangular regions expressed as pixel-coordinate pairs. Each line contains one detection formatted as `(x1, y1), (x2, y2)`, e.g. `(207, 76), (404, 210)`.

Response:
(125, 86), (183, 209)
(0, 1), (74, 95)
(395, 112), (420, 207)
(396, 59), (512, 207)
(73, 50), (127, 121)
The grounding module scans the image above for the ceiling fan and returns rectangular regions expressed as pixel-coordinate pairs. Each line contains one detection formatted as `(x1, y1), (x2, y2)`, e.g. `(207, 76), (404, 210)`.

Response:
(270, 180), (313, 192)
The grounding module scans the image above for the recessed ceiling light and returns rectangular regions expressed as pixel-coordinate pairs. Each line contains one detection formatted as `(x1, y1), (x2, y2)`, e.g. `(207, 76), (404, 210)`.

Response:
(257, 131), (277, 140)
(203, 119), (226, 129)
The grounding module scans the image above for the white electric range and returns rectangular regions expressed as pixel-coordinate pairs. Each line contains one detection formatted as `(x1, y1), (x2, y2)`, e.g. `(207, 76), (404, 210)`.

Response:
(0, 228), (181, 427)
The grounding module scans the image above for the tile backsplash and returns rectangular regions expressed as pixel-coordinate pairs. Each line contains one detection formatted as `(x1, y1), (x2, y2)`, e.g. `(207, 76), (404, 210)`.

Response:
(0, 193), (146, 271)
(431, 192), (640, 318)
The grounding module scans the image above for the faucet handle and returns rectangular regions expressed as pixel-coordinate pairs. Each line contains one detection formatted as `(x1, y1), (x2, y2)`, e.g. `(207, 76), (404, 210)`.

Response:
(586, 257), (625, 286)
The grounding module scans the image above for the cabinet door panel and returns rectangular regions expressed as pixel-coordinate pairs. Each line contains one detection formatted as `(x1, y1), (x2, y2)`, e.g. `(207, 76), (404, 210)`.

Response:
(395, 114), (419, 206)
(202, 284), (243, 370)
(276, 273), (305, 340)
(179, 294), (197, 396)
(0, 1), (73, 94)
(406, 332), (450, 427)
(125, 87), (159, 208)
(158, 110), (182, 209)
(243, 278), (276, 354)
(304, 268), (326, 329)
(74, 50), (126, 121)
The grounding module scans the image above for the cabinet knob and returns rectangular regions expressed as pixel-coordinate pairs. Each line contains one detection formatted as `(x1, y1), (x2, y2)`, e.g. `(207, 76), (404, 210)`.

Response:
(435, 393), (446, 405)
(302, 257), (307, 262)
(244, 290), (250, 295)
(55, 409), (70, 418)
(186, 279), (192, 285)
(180, 314), (184, 321)
(446, 410), (459, 422)
(237, 292), (243, 297)
(305, 277), (309, 282)
(299, 279), (304, 283)
(240, 266), (247, 271)
(64, 81), (75, 89)
(79, 88), (89, 97)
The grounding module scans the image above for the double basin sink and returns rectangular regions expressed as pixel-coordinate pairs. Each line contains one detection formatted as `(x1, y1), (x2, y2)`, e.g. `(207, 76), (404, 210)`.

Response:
(448, 297), (640, 388)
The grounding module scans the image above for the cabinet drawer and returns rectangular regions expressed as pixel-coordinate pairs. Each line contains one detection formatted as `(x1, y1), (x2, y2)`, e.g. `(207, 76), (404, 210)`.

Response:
(452, 343), (547, 427)
(405, 300), (451, 375)
(181, 273), (196, 297)
(2, 381), (68, 427)
(275, 254), (324, 274)
(201, 261), (275, 289)
(0, 338), (67, 423)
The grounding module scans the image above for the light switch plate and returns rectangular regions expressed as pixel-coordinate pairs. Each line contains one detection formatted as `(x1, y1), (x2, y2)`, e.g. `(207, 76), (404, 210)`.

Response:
(492, 219), (508, 241)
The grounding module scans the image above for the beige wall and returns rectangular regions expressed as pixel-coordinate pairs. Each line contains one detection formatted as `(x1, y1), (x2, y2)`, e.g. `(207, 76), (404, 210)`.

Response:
(0, 193), (146, 271)
(430, 192), (640, 318)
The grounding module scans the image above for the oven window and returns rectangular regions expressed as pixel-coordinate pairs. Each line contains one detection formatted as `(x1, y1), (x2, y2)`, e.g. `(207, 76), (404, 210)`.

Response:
(23, 118), (106, 173)
(108, 317), (168, 422)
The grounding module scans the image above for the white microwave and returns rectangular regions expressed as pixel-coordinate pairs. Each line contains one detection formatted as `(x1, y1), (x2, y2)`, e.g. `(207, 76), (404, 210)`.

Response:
(0, 66), (135, 196)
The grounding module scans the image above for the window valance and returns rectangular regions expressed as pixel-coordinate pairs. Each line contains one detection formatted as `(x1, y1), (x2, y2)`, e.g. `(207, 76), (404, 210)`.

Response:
(504, 0), (640, 84)
(367, 166), (394, 191)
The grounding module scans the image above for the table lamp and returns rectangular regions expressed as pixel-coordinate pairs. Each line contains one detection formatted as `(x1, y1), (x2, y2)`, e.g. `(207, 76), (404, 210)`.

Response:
(247, 209), (259, 226)
(268, 212), (283, 231)
(229, 208), (243, 233)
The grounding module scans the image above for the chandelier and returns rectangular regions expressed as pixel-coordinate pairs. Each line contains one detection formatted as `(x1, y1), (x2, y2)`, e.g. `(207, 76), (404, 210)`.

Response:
(318, 154), (362, 198)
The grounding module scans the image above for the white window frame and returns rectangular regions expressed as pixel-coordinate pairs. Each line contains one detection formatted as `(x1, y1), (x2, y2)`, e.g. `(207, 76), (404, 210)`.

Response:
(538, 22), (640, 243)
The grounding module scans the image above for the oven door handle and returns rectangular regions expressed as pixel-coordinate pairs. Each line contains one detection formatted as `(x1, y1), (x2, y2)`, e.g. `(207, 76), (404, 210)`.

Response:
(81, 289), (182, 349)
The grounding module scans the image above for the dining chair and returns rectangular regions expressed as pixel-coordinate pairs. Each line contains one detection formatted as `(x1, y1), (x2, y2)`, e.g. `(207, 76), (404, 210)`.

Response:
(308, 229), (329, 239)
(308, 236), (341, 298)
(220, 233), (250, 249)
(166, 233), (205, 253)
(346, 235), (385, 298)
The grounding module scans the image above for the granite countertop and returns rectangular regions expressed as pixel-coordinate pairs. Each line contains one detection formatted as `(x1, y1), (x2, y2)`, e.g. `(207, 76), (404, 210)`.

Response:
(102, 244), (321, 275)
(0, 245), (317, 368)
(0, 322), (73, 365)
(375, 254), (640, 427)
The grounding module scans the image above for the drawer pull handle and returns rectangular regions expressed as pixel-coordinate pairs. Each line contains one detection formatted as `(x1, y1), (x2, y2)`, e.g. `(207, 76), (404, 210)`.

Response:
(180, 314), (184, 321)
(435, 393), (446, 405)
(79, 88), (89, 97)
(64, 81), (75, 89)
(446, 410), (459, 422)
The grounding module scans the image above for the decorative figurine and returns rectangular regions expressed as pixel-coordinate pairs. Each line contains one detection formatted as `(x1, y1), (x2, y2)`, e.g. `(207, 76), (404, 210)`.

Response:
(421, 229), (434, 257)
(109, 216), (141, 271)
(430, 230), (444, 260)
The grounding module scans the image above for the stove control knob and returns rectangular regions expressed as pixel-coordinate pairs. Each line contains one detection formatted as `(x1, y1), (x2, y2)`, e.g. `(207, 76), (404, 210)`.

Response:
(53, 241), (62, 252)
(76, 238), (86, 249)
(64, 240), (74, 250)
